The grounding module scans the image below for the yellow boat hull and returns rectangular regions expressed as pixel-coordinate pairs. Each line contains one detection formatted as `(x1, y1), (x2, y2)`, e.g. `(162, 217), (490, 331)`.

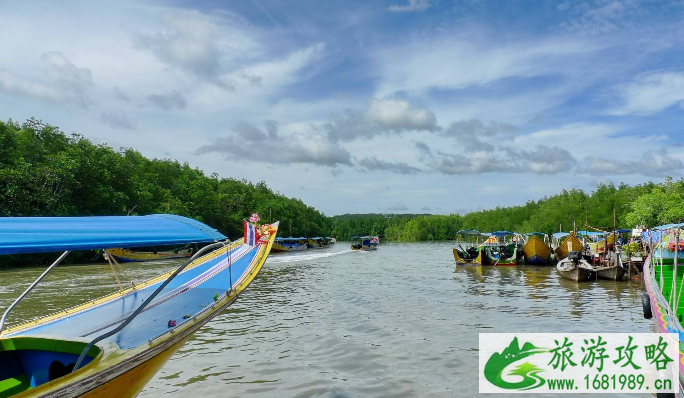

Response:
(522, 236), (551, 265)
(554, 233), (583, 260)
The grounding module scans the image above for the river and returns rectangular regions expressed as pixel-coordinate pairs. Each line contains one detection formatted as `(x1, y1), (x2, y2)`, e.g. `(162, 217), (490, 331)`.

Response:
(0, 242), (651, 397)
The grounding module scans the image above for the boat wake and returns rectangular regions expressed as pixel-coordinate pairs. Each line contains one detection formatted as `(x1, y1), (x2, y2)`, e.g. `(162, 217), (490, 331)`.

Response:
(266, 249), (353, 264)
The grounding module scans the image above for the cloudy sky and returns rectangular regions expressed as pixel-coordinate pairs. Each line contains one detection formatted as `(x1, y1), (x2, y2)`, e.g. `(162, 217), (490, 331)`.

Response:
(1, 0), (684, 215)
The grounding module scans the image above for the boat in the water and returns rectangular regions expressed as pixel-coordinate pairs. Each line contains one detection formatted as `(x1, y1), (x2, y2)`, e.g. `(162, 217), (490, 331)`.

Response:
(351, 236), (379, 251)
(556, 251), (595, 281)
(272, 237), (308, 252)
(307, 237), (331, 249)
(642, 222), (684, 395)
(552, 231), (583, 261)
(521, 232), (551, 265)
(107, 246), (193, 262)
(479, 231), (519, 266)
(0, 214), (278, 398)
(452, 229), (484, 265)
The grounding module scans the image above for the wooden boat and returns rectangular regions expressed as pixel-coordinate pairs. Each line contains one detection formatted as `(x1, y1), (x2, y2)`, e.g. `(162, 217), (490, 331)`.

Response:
(522, 232), (551, 265)
(0, 214), (278, 398)
(107, 247), (192, 262)
(272, 237), (307, 252)
(351, 236), (378, 251)
(452, 229), (484, 265)
(642, 223), (684, 394)
(307, 237), (331, 249)
(553, 232), (583, 261)
(479, 231), (518, 266)
(556, 251), (594, 281)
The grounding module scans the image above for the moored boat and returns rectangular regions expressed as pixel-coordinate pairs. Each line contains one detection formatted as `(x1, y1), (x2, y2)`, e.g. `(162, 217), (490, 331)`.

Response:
(452, 229), (484, 265)
(556, 251), (595, 281)
(642, 223), (684, 394)
(0, 214), (278, 398)
(522, 232), (551, 265)
(272, 237), (308, 252)
(553, 231), (583, 261)
(479, 231), (518, 266)
(107, 246), (193, 262)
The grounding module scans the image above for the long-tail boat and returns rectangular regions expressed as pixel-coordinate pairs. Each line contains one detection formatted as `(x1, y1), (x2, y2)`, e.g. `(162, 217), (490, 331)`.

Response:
(642, 223), (684, 395)
(107, 247), (193, 262)
(0, 214), (278, 398)
(479, 231), (518, 266)
(521, 232), (552, 265)
(552, 231), (583, 261)
(452, 230), (484, 265)
(556, 251), (594, 281)
(307, 237), (330, 249)
(351, 236), (379, 251)
(272, 237), (307, 252)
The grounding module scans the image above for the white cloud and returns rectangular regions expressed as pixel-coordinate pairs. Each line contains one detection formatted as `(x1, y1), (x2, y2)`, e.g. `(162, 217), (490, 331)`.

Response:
(609, 71), (684, 115)
(580, 150), (683, 177)
(388, 0), (432, 13)
(363, 98), (438, 131)
(100, 110), (136, 130)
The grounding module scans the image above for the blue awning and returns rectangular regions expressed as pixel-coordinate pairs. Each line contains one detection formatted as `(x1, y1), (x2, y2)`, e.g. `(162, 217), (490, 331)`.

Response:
(553, 232), (570, 239)
(490, 231), (514, 237)
(0, 214), (226, 255)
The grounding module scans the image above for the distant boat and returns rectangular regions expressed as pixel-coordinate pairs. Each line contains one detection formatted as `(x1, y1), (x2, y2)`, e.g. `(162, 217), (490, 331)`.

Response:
(479, 231), (518, 266)
(307, 237), (331, 249)
(0, 214), (278, 398)
(522, 232), (552, 265)
(108, 246), (193, 262)
(272, 237), (308, 252)
(553, 232), (583, 261)
(351, 236), (379, 251)
(452, 229), (484, 265)
(556, 251), (594, 281)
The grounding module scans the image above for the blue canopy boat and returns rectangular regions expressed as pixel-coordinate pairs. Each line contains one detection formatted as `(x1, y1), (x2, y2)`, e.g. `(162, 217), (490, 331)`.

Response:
(0, 214), (278, 398)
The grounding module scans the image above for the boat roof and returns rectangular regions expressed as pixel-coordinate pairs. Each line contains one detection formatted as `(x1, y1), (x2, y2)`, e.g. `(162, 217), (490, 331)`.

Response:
(553, 232), (570, 239)
(576, 230), (604, 236)
(654, 223), (684, 230)
(525, 232), (546, 237)
(489, 231), (514, 237)
(457, 229), (481, 236)
(0, 214), (226, 255)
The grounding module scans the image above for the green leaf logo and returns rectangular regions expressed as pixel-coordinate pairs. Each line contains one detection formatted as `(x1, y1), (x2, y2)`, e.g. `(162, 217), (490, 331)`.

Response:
(484, 337), (548, 390)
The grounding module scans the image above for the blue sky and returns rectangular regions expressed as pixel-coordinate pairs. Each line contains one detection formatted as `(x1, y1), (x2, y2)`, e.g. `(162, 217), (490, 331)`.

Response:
(1, 0), (684, 215)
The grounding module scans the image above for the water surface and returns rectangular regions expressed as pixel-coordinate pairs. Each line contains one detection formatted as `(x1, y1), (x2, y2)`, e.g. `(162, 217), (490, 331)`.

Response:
(0, 242), (650, 397)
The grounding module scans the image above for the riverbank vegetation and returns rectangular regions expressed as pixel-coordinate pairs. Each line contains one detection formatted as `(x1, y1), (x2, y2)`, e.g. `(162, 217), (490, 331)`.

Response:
(0, 118), (330, 266)
(332, 178), (684, 241)
(2, 117), (684, 263)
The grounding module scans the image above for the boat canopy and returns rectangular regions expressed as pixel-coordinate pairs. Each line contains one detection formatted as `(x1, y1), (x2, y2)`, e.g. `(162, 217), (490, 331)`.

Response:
(654, 223), (684, 230)
(552, 232), (570, 239)
(0, 214), (226, 255)
(457, 229), (481, 236)
(576, 230), (604, 236)
(525, 232), (546, 237)
(490, 231), (514, 237)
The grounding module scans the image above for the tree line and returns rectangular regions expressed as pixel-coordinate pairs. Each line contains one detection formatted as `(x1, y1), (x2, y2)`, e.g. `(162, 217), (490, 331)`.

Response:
(331, 178), (684, 241)
(0, 118), (330, 266)
(2, 117), (683, 265)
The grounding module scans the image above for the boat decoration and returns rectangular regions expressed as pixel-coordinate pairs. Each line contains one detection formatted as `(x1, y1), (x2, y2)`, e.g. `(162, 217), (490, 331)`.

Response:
(521, 232), (552, 265)
(0, 214), (278, 398)
(272, 237), (308, 252)
(351, 236), (379, 251)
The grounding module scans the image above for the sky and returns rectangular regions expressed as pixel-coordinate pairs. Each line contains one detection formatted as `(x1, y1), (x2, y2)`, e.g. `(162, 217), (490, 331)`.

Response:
(1, 0), (684, 216)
